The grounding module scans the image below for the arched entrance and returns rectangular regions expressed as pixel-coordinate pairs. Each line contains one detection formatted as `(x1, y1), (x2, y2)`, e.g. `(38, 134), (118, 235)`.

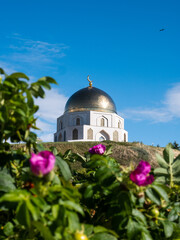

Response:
(73, 128), (78, 140)
(96, 130), (110, 141)
(58, 133), (62, 142)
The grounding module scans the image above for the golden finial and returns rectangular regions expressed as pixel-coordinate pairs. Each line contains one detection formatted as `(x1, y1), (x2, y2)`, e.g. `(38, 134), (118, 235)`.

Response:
(87, 75), (93, 88)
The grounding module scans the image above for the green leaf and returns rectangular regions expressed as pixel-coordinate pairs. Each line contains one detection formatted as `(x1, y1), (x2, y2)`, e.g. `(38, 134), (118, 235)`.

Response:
(141, 231), (153, 240)
(174, 154), (180, 162)
(172, 159), (180, 176)
(66, 210), (80, 231)
(26, 199), (39, 221)
(16, 201), (31, 228)
(161, 220), (174, 238)
(31, 196), (47, 211)
(0, 67), (6, 74)
(104, 145), (113, 156)
(37, 80), (51, 90)
(156, 154), (169, 168)
(52, 204), (59, 219)
(84, 224), (94, 236)
(32, 221), (54, 240)
(0, 190), (29, 202)
(49, 146), (58, 156)
(30, 84), (45, 98)
(83, 184), (94, 199)
(154, 168), (168, 176)
(168, 209), (178, 221)
(36, 144), (45, 152)
(37, 85), (45, 98)
(132, 209), (147, 226)
(8, 72), (29, 80)
(155, 144), (179, 187)
(118, 191), (132, 215)
(163, 144), (174, 164)
(3, 80), (16, 88)
(145, 188), (161, 205)
(0, 172), (16, 192)
(25, 130), (30, 139)
(95, 166), (113, 183)
(173, 176), (180, 184)
(91, 232), (117, 240)
(16, 108), (26, 117)
(151, 183), (169, 202)
(26, 90), (34, 108)
(38, 76), (57, 84)
(3, 222), (14, 237)
(52, 174), (61, 185)
(94, 226), (119, 238)
(59, 200), (84, 215)
(127, 218), (140, 240)
(63, 149), (72, 159)
(56, 156), (72, 181)
(94, 226), (108, 233)
(75, 152), (87, 163)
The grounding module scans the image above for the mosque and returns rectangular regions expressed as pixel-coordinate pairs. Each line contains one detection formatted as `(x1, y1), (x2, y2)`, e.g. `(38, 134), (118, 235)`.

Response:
(54, 76), (128, 142)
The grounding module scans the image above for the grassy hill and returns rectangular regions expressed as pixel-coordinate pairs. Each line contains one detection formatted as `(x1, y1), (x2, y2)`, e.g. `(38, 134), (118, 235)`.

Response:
(13, 141), (180, 169)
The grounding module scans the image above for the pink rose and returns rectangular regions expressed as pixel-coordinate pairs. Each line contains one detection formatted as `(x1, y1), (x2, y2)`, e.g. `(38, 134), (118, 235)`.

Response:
(30, 151), (55, 176)
(135, 160), (151, 175)
(130, 160), (154, 186)
(89, 144), (106, 155)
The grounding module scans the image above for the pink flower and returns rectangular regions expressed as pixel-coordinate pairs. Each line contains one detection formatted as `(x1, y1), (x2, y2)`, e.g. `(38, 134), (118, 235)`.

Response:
(130, 160), (154, 186)
(30, 151), (55, 176)
(135, 160), (151, 175)
(89, 144), (106, 155)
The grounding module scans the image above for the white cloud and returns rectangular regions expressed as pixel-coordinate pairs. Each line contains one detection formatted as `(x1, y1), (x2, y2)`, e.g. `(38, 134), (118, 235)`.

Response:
(1, 35), (68, 70)
(34, 88), (68, 142)
(165, 83), (180, 117)
(38, 133), (54, 142)
(0, 34), (69, 143)
(35, 88), (68, 123)
(0, 61), (16, 74)
(121, 83), (180, 123)
(9, 36), (68, 63)
(122, 108), (172, 123)
(36, 119), (54, 131)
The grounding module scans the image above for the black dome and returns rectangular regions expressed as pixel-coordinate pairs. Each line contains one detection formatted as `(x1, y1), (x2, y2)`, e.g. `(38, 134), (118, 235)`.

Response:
(64, 87), (117, 113)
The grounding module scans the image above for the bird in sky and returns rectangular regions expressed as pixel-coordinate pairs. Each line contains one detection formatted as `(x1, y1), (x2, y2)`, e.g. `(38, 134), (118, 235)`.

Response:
(160, 28), (165, 31)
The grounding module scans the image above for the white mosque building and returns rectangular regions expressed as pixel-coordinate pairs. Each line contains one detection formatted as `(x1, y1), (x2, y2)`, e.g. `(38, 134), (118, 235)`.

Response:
(54, 77), (128, 142)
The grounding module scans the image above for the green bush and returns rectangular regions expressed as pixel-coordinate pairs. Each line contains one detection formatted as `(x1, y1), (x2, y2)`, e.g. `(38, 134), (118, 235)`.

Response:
(0, 68), (179, 240)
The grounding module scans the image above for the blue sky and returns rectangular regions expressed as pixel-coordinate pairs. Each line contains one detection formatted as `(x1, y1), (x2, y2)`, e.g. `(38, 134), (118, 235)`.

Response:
(1, 0), (180, 146)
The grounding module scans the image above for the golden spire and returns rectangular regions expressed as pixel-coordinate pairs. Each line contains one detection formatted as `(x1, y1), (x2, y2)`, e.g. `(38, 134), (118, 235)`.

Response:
(87, 75), (93, 88)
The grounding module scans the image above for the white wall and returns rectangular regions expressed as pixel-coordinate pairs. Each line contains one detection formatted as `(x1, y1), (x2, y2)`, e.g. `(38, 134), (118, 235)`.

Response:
(54, 110), (128, 142)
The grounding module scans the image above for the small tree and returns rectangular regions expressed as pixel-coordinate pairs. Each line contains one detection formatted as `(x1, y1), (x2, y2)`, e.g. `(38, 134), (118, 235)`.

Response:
(0, 68), (57, 153)
(172, 141), (180, 150)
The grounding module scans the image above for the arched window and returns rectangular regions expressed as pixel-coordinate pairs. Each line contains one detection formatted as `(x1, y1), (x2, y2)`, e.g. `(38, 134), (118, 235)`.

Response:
(64, 131), (66, 141)
(124, 133), (126, 142)
(73, 129), (78, 140)
(118, 121), (121, 128)
(87, 128), (93, 139)
(113, 131), (118, 141)
(76, 118), (80, 126)
(60, 121), (63, 129)
(58, 133), (62, 142)
(101, 118), (105, 126)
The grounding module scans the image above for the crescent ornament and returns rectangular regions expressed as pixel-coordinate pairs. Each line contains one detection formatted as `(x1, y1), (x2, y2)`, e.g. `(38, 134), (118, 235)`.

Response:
(87, 75), (93, 87)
